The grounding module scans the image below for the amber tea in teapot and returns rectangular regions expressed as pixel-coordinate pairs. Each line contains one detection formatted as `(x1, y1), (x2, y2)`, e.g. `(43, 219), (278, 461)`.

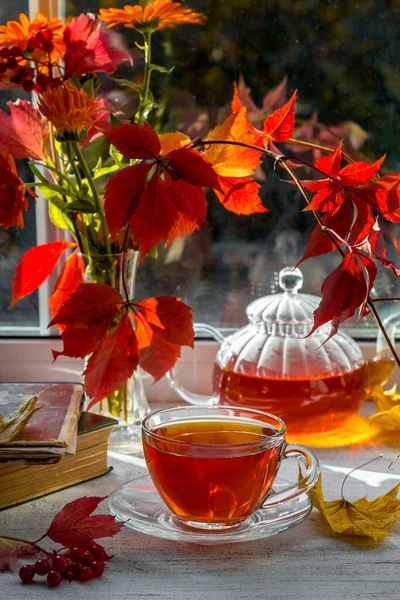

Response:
(168, 267), (371, 434)
(213, 364), (367, 435)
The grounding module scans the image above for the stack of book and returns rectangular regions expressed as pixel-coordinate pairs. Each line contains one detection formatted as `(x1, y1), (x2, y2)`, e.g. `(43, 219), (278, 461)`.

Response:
(0, 383), (117, 510)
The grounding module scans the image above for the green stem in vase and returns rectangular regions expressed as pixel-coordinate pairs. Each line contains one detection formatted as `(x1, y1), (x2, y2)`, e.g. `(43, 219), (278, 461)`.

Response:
(71, 141), (113, 257)
(135, 30), (153, 125)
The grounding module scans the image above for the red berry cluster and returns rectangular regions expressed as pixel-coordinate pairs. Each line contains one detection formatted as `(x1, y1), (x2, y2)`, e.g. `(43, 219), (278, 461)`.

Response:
(0, 27), (56, 92)
(18, 545), (109, 587)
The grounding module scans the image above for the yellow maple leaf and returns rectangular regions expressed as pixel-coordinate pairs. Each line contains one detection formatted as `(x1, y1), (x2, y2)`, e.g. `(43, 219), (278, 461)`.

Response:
(365, 358), (395, 397)
(0, 395), (41, 445)
(308, 473), (400, 542)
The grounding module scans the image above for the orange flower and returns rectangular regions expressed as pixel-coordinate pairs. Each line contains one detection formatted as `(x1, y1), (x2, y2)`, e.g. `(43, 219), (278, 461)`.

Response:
(0, 13), (65, 62)
(98, 0), (206, 33)
(38, 81), (99, 141)
(0, 151), (32, 229)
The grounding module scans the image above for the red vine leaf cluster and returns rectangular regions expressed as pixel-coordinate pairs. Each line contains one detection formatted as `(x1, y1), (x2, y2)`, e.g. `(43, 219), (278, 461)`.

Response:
(49, 283), (194, 402)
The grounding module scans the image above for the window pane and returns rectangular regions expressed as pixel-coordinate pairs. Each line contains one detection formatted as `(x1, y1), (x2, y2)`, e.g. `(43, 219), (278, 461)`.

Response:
(0, 1), (39, 330)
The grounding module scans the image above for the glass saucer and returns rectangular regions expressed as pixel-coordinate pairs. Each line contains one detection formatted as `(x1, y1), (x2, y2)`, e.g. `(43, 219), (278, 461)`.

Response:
(107, 473), (312, 545)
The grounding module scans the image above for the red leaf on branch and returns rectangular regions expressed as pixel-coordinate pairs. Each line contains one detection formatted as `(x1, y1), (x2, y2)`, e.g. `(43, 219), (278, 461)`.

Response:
(105, 124), (218, 255)
(0, 100), (48, 161)
(263, 90), (297, 144)
(0, 151), (31, 230)
(10, 241), (77, 308)
(48, 282), (123, 328)
(361, 173), (400, 222)
(299, 196), (374, 263)
(63, 13), (131, 79)
(302, 144), (385, 215)
(85, 313), (138, 405)
(49, 250), (85, 327)
(46, 496), (124, 548)
(309, 251), (376, 338)
(135, 296), (194, 347)
(135, 314), (182, 382)
(215, 176), (266, 214)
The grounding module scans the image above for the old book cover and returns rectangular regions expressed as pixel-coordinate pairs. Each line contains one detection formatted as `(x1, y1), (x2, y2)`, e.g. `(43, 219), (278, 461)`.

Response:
(0, 412), (117, 510)
(0, 383), (82, 456)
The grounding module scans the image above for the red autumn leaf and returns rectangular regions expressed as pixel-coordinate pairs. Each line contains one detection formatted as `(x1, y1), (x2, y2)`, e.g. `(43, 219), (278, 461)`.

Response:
(263, 90), (297, 143)
(134, 296), (194, 347)
(204, 86), (262, 178)
(361, 173), (400, 222)
(0, 100), (48, 161)
(135, 314), (182, 382)
(85, 314), (138, 405)
(0, 151), (30, 230)
(52, 323), (112, 360)
(367, 225), (400, 276)
(46, 496), (124, 548)
(299, 196), (374, 264)
(302, 144), (386, 215)
(104, 163), (150, 239)
(309, 251), (376, 338)
(63, 13), (131, 79)
(165, 211), (200, 245)
(48, 282), (123, 329)
(215, 176), (266, 215)
(107, 122), (160, 159)
(49, 250), (85, 327)
(10, 241), (77, 308)
(235, 74), (288, 130)
(105, 124), (218, 255)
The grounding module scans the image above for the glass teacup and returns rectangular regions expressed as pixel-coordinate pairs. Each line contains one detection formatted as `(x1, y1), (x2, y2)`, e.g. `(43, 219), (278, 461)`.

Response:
(142, 406), (319, 530)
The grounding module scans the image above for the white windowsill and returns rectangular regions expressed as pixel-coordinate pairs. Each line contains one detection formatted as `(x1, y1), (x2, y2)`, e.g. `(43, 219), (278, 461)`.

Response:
(0, 338), (397, 403)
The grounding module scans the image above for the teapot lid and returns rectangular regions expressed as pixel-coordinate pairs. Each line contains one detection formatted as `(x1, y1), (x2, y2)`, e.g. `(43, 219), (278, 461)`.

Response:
(246, 266), (324, 333)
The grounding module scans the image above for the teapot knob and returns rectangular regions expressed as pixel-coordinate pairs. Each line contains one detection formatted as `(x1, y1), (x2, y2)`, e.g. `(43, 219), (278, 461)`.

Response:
(279, 267), (303, 293)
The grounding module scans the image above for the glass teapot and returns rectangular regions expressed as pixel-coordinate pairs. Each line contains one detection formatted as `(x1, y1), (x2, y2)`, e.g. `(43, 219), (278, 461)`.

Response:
(168, 266), (370, 434)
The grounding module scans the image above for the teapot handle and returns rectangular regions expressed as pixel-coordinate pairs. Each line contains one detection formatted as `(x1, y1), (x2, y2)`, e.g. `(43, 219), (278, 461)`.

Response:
(166, 323), (225, 406)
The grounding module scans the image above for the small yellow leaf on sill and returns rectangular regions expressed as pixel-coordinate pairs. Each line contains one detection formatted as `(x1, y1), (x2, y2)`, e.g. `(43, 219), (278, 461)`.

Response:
(0, 395), (41, 445)
(308, 474), (400, 542)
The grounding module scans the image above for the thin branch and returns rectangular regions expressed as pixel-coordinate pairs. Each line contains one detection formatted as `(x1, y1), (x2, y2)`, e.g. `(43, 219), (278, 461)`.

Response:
(288, 136), (355, 164)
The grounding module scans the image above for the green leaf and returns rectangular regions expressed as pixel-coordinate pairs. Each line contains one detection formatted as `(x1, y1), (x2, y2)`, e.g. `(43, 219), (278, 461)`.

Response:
(148, 246), (158, 259)
(110, 113), (124, 128)
(111, 77), (143, 95)
(93, 164), (120, 180)
(47, 195), (74, 231)
(110, 144), (126, 167)
(65, 199), (98, 214)
(149, 64), (174, 75)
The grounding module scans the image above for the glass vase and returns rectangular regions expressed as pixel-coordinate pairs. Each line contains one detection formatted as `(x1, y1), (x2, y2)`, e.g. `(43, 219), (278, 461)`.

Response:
(82, 250), (151, 456)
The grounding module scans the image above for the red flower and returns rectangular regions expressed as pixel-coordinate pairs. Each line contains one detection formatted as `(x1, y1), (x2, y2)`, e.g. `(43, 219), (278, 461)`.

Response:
(63, 13), (131, 79)
(0, 151), (33, 229)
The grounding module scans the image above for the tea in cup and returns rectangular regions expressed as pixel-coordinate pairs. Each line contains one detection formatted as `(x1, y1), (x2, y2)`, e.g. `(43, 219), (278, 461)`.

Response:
(142, 406), (319, 529)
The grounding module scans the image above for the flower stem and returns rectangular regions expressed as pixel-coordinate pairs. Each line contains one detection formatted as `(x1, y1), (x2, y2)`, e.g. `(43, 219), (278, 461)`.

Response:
(136, 31), (153, 125)
(72, 142), (112, 256)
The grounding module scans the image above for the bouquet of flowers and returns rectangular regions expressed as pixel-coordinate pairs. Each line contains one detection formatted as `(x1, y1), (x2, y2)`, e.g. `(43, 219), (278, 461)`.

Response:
(1, 0), (400, 421)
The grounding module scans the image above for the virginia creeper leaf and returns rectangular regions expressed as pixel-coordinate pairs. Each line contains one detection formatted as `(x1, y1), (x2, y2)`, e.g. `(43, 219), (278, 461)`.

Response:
(48, 283), (123, 329)
(0, 100), (48, 161)
(263, 90), (297, 143)
(134, 296), (194, 347)
(84, 314), (138, 404)
(309, 251), (376, 338)
(215, 176), (266, 215)
(10, 241), (77, 307)
(49, 250), (86, 328)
